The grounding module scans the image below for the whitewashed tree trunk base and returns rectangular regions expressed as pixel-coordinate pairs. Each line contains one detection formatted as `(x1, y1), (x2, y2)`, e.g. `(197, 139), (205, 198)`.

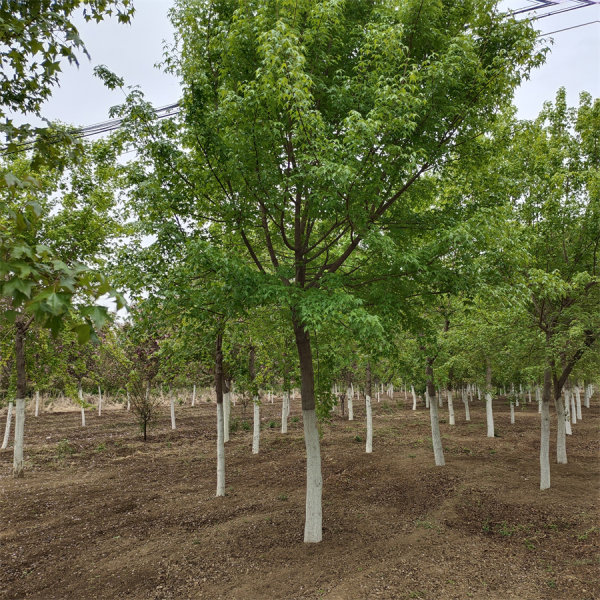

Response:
(486, 393), (494, 438)
(447, 391), (455, 425)
(224, 392), (230, 443)
(13, 398), (25, 477)
(429, 398), (445, 466)
(252, 400), (260, 454)
(170, 395), (176, 430)
(34, 391), (40, 417)
(216, 403), (225, 496)
(365, 395), (373, 453)
(2, 401), (13, 449)
(281, 392), (289, 434)
(303, 409), (322, 543)
(540, 400), (550, 490)
(347, 387), (353, 421)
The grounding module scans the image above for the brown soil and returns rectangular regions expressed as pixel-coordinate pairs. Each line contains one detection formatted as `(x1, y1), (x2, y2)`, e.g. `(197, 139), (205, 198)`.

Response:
(0, 393), (598, 600)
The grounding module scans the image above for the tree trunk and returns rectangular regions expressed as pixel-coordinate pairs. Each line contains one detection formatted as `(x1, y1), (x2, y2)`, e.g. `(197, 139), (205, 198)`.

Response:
(293, 315), (322, 543)
(127, 391), (131, 411)
(555, 392), (567, 464)
(192, 384), (196, 407)
(281, 391), (289, 434)
(425, 389), (430, 409)
(426, 359), (445, 466)
(252, 399), (260, 454)
(2, 401), (13, 450)
(447, 390), (455, 425)
(215, 332), (225, 497)
(223, 391), (230, 443)
(510, 401), (515, 424)
(347, 386), (354, 420)
(411, 385), (417, 411)
(98, 385), (102, 417)
(170, 392), (176, 430)
(485, 361), (494, 438)
(463, 388), (470, 421)
(34, 390), (40, 417)
(570, 389), (577, 424)
(13, 397), (25, 477)
(575, 385), (582, 420)
(563, 389), (572, 435)
(365, 362), (372, 453)
(540, 368), (551, 490)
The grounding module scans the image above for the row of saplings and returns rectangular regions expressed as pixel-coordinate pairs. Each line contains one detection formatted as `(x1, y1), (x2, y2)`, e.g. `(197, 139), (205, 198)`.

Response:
(1, 378), (594, 487)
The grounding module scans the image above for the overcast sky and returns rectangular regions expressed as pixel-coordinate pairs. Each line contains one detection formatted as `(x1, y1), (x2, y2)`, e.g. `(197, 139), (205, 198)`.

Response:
(25, 0), (600, 128)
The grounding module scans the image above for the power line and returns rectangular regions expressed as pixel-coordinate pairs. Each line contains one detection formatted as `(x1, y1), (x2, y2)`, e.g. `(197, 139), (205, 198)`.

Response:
(541, 18), (599, 33)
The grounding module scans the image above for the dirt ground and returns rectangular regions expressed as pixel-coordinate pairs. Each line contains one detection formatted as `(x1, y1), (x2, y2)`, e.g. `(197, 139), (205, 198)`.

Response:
(0, 391), (598, 600)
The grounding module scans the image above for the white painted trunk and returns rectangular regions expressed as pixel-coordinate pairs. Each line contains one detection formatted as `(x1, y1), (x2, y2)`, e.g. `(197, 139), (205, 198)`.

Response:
(464, 396), (470, 421)
(584, 385), (591, 409)
(564, 391), (572, 435)
(13, 397), (25, 477)
(556, 395), (567, 464)
(281, 392), (289, 434)
(81, 407), (86, 427)
(510, 402), (515, 425)
(528, 389), (532, 404)
(377, 391), (380, 402)
(252, 399), (260, 454)
(486, 393), (494, 438)
(216, 402), (225, 497)
(540, 399), (550, 490)
(34, 391), (40, 417)
(411, 386), (417, 411)
(425, 390), (429, 409)
(575, 386), (582, 420)
(365, 395), (373, 453)
(438, 390), (443, 408)
(223, 392), (230, 443)
(126, 391), (131, 411)
(447, 391), (455, 425)
(303, 409), (322, 543)
(192, 384), (196, 407)
(98, 385), (102, 417)
(429, 395), (445, 466)
(347, 387), (354, 420)
(170, 395), (176, 430)
(2, 401), (13, 449)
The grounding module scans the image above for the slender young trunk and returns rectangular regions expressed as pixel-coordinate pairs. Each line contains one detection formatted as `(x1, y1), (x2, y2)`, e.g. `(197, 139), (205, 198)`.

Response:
(13, 397), (25, 477)
(555, 392), (567, 464)
(98, 385), (102, 417)
(570, 390), (577, 424)
(584, 382), (591, 409)
(293, 315), (322, 543)
(215, 332), (225, 497)
(347, 386), (354, 420)
(170, 392), (176, 430)
(510, 400), (515, 424)
(2, 401), (13, 449)
(411, 385), (417, 411)
(281, 391), (289, 434)
(34, 390), (40, 417)
(447, 390), (455, 425)
(78, 384), (86, 426)
(485, 362), (494, 437)
(223, 391), (230, 443)
(126, 391), (131, 411)
(426, 359), (444, 466)
(192, 384), (196, 407)
(540, 369), (552, 490)
(563, 389), (572, 435)
(252, 399), (260, 454)
(438, 389), (443, 408)
(365, 363), (372, 453)
(425, 389), (429, 409)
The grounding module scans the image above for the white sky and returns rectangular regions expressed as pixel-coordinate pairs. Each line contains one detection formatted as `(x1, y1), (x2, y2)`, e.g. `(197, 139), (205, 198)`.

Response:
(23, 0), (600, 127)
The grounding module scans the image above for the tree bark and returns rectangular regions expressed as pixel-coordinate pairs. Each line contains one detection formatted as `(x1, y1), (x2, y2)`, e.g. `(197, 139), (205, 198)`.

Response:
(555, 391), (567, 464)
(252, 399), (260, 454)
(98, 385), (102, 417)
(34, 390), (40, 417)
(447, 390), (455, 425)
(411, 385), (417, 411)
(292, 314), (322, 543)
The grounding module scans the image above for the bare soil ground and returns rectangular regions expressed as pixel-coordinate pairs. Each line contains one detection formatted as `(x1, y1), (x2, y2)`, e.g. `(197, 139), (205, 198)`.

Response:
(0, 392), (598, 600)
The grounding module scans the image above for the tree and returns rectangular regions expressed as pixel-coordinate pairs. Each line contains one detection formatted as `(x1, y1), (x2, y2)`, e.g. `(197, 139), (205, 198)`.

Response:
(162, 0), (544, 542)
